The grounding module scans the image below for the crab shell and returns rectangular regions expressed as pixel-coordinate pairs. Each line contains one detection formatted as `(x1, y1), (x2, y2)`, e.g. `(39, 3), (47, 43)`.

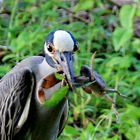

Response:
(80, 65), (106, 94)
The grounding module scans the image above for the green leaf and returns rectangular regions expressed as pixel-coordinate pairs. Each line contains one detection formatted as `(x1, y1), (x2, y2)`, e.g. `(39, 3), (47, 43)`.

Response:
(106, 55), (132, 69)
(0, 65), (11, 77)
(55, 73), (64, 80)
(112, 27), (133, 51)
(74, 0), (94, 11)
(136, 5), (140, 16)
(63, 125), (79, 136)
(106, 135), (119, 140)
(120, 104), (140, 121)
(118, 105), (140, 140)
(80, 123), (95, 140)
(2, 54), (17, 62)
(132, 38), (140, 53)
(43, 86), (69, 108)
(119, 5), (136, 28)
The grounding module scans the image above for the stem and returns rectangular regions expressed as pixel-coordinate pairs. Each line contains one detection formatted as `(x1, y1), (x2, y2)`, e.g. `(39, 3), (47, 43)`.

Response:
(106, 88), (127, 98)
(92, 115), (107, 139)
(90, 51), (96, 81)
(7, 0), (19, 45)
(111, 80), (119, 121)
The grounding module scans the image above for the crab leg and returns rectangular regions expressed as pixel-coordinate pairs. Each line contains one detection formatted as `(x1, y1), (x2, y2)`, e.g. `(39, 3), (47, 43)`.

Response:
(106, 89), (127, 98)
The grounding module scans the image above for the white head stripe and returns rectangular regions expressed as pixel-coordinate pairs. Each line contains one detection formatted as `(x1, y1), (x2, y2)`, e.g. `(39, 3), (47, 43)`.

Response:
(44, 42), (48, 54)
(53, 30), (74, 52)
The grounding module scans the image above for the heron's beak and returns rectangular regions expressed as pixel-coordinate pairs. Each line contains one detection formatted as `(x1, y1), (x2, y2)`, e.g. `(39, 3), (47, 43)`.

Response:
(54, 52), (75, 89)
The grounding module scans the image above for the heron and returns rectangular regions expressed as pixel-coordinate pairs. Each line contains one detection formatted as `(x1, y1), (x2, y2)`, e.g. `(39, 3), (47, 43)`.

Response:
(0, 30), (78, 140)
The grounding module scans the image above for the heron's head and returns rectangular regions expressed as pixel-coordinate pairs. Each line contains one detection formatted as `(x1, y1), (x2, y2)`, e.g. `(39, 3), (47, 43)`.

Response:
(44, 30), (78, 86)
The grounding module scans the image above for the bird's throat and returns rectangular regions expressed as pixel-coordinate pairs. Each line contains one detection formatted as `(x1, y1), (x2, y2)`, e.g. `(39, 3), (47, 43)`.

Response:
(37, 72), (65, 104)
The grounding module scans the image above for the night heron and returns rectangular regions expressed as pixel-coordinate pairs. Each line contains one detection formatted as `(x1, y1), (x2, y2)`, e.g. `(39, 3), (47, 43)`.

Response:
(0, 30), (78, 140)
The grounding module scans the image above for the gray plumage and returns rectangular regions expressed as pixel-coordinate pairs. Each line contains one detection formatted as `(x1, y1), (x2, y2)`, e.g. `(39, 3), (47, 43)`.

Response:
(0, 56), (68, 140)
(0, 30), (77, 140)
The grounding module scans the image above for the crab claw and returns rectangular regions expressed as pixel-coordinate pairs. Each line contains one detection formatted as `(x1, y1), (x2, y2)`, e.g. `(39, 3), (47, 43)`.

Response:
(80, 65), (94, 94)
(80, 65), (106, 94)
(80, 65), (94, 81)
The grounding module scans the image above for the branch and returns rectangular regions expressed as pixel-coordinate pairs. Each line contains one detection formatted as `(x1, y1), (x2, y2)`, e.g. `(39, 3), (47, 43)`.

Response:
(61, 7), (90, 24)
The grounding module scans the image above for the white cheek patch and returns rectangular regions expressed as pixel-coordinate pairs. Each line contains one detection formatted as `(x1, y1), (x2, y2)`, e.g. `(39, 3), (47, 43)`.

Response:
(44, 43), (48, 53)
(44, 43), (53, 57)
(53, 30), (74, 52)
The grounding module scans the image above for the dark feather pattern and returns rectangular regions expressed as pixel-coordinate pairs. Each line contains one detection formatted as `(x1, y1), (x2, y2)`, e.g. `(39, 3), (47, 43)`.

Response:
(0, 68), (34, 140)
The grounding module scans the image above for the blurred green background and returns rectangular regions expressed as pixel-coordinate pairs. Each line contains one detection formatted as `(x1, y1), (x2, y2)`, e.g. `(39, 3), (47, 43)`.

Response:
(0, 0), (140, 140)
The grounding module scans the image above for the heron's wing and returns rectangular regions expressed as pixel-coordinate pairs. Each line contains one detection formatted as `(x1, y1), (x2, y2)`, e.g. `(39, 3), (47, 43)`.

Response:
(0, 68), (34, 140)
(58, 100), (69, 137)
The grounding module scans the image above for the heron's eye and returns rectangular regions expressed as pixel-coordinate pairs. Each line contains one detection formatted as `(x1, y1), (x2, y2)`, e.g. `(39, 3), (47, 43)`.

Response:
(47, 44), (55, 54)
(73, 44), (78, 52)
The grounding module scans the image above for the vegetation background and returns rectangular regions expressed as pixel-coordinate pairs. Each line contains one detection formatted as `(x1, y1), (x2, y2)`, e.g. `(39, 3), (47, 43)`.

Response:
(0, 0), (140, 139)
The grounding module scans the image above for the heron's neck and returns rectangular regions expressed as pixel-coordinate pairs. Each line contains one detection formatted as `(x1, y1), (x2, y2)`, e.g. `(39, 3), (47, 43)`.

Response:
(37, 58), (57, 81)
(45, 53), (55, 68)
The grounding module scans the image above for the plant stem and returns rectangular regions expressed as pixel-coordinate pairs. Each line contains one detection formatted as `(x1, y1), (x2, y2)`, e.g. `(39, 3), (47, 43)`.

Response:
(6, 0), (18, 45)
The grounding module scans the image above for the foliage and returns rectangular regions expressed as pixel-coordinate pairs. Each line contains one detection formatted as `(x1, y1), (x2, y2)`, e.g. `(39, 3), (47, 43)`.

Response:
(43, 85), (69, 108)
(0, 0), (140, 140)
(112, 5), (136, 51)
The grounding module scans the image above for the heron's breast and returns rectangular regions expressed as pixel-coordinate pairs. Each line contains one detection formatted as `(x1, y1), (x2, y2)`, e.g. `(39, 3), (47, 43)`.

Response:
(36, 72), (64, 105)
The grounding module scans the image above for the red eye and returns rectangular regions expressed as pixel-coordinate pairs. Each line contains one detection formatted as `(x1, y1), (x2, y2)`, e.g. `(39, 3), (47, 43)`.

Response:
(47, 44), (55, 54)
(73, 44), (78, 52)
(48, 45), (53, 52)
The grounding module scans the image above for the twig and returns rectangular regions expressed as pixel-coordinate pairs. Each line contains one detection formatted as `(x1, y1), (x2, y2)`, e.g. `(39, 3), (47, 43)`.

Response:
(61, 7), (90, 24)
(7, 0), (19, 45)
(110, 0), (137, 6)
(106, 88), (127, 98)
(0, 45), (12, 51)
(90, 52), (96, 81)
